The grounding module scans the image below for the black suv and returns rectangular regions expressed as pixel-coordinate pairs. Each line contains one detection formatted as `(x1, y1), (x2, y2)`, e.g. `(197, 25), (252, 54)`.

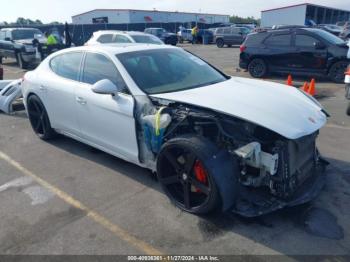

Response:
(239, 28), (350, 83)
(0, 28), (46, 69)
(144, 28), (178, 46)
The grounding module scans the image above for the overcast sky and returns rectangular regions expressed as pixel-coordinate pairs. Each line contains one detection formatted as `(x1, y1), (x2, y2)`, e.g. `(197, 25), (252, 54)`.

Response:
(2, 0), (349, 23)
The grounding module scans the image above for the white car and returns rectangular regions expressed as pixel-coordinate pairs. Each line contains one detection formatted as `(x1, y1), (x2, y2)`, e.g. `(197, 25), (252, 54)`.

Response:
(22, 44), (328, 216)
(177, 29), (193, 43)
(85, 30), (164, 46)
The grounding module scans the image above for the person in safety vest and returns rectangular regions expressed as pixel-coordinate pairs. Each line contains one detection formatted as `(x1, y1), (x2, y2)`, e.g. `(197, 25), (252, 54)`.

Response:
(191, 26), (199, 44)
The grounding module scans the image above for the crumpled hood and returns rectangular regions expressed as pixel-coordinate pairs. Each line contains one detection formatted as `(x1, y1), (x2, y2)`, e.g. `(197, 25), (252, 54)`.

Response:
(151, 77), (327, 140)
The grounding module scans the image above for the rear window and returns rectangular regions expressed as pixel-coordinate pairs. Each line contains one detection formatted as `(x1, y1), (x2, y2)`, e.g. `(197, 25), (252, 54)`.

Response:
(131, 35), (163, 45)
(97, 34), (114, 43)
(244, 32), (268, 46)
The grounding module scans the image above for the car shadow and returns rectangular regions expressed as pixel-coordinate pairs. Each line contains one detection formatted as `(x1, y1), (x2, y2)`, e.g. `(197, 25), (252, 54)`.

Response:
(47, 132), (350, 253)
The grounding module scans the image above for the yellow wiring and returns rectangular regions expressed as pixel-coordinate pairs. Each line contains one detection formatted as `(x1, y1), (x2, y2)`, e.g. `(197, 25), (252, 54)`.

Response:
(155, 107), (166, 136)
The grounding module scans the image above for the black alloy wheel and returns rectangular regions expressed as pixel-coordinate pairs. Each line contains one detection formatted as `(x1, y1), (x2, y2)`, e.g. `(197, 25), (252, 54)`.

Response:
(248, 58), (268, 78)
(157, 136), (221, 214)
(328, 61), (348, 83)
(27, 95), (56, 140)
(216, 38), (224, 48)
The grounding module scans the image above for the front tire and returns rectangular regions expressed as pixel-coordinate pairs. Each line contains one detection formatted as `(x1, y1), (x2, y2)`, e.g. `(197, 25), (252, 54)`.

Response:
(27, 95), (56, 140)
(248, 58), (268, 78)
(157, 136), (222, 214)
(328, 61), (348, 83)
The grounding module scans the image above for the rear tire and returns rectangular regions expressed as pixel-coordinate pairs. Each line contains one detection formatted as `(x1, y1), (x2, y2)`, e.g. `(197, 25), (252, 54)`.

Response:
(328, 61), (348, 83)
(216, 39), (224, 48)
(157, 136), (222, 214)
(248, 58), (268, 78)
(347, 102), (350, 116)
(27, 95), (56, 140)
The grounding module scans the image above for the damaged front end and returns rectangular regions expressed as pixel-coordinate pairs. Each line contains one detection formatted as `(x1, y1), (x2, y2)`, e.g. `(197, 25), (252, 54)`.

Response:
(0, 80), (23, 114)
(139, 100), (327, 217)
(232, 132), (328, 217)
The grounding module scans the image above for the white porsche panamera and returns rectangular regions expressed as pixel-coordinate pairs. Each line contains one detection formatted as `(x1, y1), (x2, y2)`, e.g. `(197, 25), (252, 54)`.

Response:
(22, 44), (328, 216)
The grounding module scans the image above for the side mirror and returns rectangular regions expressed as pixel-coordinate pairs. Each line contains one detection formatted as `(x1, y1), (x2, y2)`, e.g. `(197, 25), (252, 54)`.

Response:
(314, 41), (326, 49)
(92, 79), (120, 96)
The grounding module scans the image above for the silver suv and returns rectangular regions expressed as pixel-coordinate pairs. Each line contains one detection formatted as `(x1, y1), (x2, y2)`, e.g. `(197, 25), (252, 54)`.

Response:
(214, 26), (251, 48)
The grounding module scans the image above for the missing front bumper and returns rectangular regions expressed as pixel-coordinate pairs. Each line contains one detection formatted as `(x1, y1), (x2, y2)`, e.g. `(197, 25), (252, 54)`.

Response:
(230, 158), (328, 217)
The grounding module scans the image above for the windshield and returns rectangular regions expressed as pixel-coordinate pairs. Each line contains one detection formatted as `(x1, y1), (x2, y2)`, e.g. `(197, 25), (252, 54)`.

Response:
(117, 49), (228, 94)
(12, 29), (43, 40)
(306, 28), (345, 45)
(325, 25), (341, 30)
(131, 35), (163, 45)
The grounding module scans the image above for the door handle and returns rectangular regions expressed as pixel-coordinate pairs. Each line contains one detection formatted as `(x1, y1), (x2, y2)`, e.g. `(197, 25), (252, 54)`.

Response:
(76, 97), (87, 105)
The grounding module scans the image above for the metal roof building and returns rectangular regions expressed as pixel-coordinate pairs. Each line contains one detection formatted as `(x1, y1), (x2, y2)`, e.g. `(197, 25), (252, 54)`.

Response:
(261, 3), (350, 27)
(72, 9), (230, 25)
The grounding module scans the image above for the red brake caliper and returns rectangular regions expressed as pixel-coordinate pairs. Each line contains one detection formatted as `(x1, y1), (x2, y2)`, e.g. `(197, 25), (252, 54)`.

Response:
(193, 160), (208, 193)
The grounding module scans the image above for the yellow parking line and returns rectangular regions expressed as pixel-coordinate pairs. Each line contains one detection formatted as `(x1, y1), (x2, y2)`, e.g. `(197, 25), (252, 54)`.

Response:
(0, 151), (163, 255)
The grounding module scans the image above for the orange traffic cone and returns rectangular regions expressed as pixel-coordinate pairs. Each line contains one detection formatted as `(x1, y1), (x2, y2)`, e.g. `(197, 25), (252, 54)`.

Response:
(308, 78), (316, 96)
(286, 74), (293, 86)
(302, 82), (309, 92)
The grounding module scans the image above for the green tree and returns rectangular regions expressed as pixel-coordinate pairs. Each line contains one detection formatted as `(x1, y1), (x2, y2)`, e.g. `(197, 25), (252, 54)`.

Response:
(230, 15), (260, 25)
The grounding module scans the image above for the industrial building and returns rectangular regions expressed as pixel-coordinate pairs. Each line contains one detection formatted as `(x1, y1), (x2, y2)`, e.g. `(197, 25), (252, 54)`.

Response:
(261, 3), (350, 27)
(72, 9), (230, 25)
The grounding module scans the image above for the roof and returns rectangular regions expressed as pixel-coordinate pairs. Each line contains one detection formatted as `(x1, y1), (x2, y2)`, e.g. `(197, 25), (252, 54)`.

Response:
(72, 9), (229, 18)
(93, 30), (150, 35)
(0, 28), (40, 31)
(58, 43), (177, 55)
(262, 3), (350, 13)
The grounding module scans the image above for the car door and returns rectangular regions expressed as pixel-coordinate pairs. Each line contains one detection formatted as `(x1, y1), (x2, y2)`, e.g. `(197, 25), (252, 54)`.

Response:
(2, 30), (15, 58)
(263, 33), (294, 71)
(293, 33), (328, 73)
(230, 28), (243, 44)
(75, 52), (139, 162)
(0, 31), (6, 57)
(44, 52), (83, 135)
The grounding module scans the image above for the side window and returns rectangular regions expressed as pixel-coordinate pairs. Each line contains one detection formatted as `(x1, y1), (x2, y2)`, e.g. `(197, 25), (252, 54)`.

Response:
(0, 31), (5, 40)
(5, 31), (12, 39)
(82, 53), (128, 93)
(223, 28), (231, 34)
(231, 28), (240, 34)
(264, 34), (291, 46)
(114, 35), (132, 43)
(295, 34), (318, 47)
(50, 52), (83, 81)
(97, 34), (114, 43)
